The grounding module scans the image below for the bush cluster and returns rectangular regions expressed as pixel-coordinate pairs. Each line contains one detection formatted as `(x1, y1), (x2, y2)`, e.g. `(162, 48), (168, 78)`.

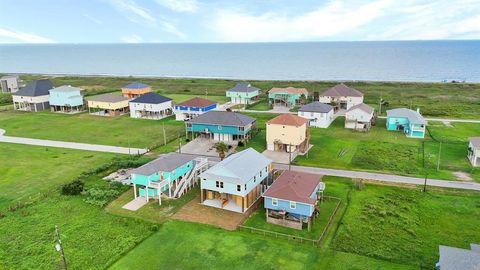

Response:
(61, 179), (85, 195)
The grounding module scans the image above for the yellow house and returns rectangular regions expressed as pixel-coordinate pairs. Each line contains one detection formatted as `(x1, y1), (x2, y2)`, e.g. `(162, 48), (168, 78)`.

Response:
(87, 93), (130, 116)
(266, 114), (310, 153)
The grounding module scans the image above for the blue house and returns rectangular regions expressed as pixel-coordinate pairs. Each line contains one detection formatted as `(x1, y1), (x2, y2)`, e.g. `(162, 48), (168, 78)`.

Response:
(200, 148), (272, 213)
(131, 153), (207, 204)
(186, 111), (256, 142)
(263, 170), (324, 231)
(386, 108), (427, 138)
(49, 85), (84, 113)
(173, 97), (217, 121)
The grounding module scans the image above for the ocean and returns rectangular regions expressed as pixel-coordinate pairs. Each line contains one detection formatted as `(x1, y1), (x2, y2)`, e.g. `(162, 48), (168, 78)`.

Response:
(0, 41), (479, 82)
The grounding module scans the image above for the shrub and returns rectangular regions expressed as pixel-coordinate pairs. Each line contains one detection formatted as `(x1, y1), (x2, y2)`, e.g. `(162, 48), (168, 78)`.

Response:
(61, 179), (85, 195)
(82, 188), (120, 207)
(237, 141), (245, 147)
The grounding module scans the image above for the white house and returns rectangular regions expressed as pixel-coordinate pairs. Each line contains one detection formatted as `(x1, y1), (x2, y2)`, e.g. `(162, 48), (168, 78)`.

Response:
(345, 103), (375, 131)
(1, 75), (23, 93)
(318, 83), (364, 110)
(468, 137), (480, 167)
(12, 79), (53, 112)
(129, 92), (173, 120)
(298, 102), (334, 128)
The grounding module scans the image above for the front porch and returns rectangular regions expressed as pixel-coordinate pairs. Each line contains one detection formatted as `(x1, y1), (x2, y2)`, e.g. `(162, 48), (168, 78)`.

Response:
(88, 107), (129, 117)
(135, 108), (172, 120)
(51, 104), (84, 114)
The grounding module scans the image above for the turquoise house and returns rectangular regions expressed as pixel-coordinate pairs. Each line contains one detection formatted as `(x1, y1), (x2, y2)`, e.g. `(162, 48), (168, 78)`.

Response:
(49, 85), (84, 113)
(131, 153), (197, 203)
(263, 171), (323, 231)
(268, 87), (309, 108)
(386, 108), (427, 138)
(186, 111), (256, 142)
(200, 148), (272, 213)
(226, 83), (260, 104)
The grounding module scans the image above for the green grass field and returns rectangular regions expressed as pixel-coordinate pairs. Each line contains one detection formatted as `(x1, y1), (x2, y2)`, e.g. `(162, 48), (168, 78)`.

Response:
(0, 111), (184, 148)
(332, 183), (480, 267)
(15, 75), (480, 119)
(0, 142), (117, 210)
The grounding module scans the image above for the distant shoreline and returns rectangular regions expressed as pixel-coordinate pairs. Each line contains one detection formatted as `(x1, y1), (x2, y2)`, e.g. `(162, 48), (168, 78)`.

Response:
(4, 72), (478, 84)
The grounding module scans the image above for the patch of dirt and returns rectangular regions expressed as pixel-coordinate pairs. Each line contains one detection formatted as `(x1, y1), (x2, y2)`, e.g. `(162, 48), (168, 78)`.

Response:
(453, 171), (473, 181)
(442, 121), (454, 128)
(172, 195), (246, 230)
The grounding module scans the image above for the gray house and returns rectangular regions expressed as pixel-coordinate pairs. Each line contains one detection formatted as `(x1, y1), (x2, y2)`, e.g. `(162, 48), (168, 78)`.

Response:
(12, 79), (54, 112)
(468, 137), (480, 167)
(437, 244), (480, 270)
(0, 75), (23, 93)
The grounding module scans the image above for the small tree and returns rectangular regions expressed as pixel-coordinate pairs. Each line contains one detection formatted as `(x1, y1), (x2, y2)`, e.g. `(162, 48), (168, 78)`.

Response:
(214, 142), (229, 160)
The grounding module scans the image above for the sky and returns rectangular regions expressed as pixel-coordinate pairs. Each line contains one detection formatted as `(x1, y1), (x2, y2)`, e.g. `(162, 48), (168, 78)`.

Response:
(0, 0), (479, 43)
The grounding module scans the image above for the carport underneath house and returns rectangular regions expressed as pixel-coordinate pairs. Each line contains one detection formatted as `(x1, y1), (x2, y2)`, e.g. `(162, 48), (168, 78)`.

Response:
(185, 111), (257, 142)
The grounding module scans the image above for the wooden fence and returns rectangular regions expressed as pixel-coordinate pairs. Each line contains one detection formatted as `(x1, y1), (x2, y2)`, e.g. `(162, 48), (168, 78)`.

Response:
(238, 196), (342, 246)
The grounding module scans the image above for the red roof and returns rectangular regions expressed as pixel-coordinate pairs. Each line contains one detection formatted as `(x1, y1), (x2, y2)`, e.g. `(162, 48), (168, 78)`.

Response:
(267, 114), (309, 126)
(263, 170), (322, 205)
(177, 97), (217, 108)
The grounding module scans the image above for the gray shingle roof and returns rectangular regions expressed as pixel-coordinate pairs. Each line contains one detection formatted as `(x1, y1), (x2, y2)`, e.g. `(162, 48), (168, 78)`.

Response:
(438, 245), (480, 270)
(320, 83), (363, 98)
(386, 108), (427, 125)
(88, 93), (129, 103)
(346, 103), (374, 114)
(130, 92), (172, 104)
(188, 111), (255, 127)
(49, 85), (82, 93)
(200, 148), (272, 185)
(13, 79), (53, 97)
(131, 153), (196, 176)
(299, 102), (333, 113)
(470, 137), (480, 149)
(228, 83), (260, 93)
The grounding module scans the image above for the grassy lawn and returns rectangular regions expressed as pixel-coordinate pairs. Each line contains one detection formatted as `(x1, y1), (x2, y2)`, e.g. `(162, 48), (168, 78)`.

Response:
(245, 99), (271, 111)
(18, 75), (480, 119)
(332, 183), (480, 268)
(237, 112), (277, 152)
(159, 93), (228, 104)
(0, 111), (185, 148)
(0, 142), (118, 211)
(242, 198), (339, 240)
(0, 193), (154, 270)
(106, 186), (200, 224)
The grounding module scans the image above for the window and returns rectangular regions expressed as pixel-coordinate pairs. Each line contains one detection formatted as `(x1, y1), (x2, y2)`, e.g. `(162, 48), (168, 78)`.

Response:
(272, 198), (278, 206)
(310, 112), (314, 117)
(238, 126), (245, 131)
(186, 123), (192, 128)
(259, 171), (262, 177)
(218, 125), (222, 130)
(244, 184), (247, 190)
(237, 185), (241, 192)
(216, 181), (224, 188)
(290, 201), (296, 209)
(253, 176), (256, 182)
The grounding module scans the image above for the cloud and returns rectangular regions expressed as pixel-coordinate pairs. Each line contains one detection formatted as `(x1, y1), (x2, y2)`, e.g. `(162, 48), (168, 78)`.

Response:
(211, 0), (393, 42)
(160, 21), (187, 39)
(83, 14), (103, 25)
(0, 27), (55, 43)
(121, 34), (143, 43)
(107, 0), (156, 24)
(156, 0), (199, 13)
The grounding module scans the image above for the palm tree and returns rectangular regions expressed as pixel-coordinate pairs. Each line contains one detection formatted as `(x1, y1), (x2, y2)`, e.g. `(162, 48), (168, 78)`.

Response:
(214, 142), (229, 160)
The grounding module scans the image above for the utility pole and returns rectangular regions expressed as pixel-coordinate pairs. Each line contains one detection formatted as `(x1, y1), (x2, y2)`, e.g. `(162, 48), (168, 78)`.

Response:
(178, 133), (182, 153)
(163, 122), (167, 146)
(54, 225), (68, 270)
(437, 141), (442, 171)
(379, 98), (383, 115)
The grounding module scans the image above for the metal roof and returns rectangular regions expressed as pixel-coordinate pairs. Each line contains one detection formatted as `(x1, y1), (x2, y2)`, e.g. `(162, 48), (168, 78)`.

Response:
(131, 153), (196, 176)
(199, 148), (272, 185)
(122, 82), (150, 89)
(386, 108), (427, 125)
(227, 83), (260, 93)
(13, 79), (53, 97)
(438, 245), (480, 270)
(299, 102), (333, 113)
(130, 92), (172, 104)
(188, 111), (256, 127)
(49, 85), (82, 93)
(263, 170), (322, 205)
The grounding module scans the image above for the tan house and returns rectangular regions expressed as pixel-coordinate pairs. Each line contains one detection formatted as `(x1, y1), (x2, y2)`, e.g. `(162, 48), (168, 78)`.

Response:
(318, 83), (364, 110)
(266, 114), (310, 153)
(87, 93), (130, 116)
(345, 103), (375, 131)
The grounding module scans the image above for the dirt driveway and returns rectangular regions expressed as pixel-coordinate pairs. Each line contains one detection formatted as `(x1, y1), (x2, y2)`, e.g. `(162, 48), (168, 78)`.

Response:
(172, 195), (247, 230)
